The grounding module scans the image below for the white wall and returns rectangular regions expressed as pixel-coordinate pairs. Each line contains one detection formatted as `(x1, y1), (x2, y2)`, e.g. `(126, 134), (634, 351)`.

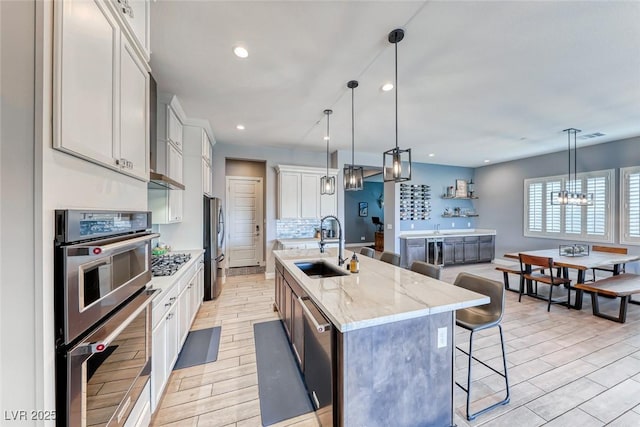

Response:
(1, 0), (37, 419)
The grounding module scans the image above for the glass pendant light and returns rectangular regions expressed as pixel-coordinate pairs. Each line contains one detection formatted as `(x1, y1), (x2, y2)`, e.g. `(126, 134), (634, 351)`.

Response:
(320, 109), (336, 195)
(383, 28), (412, 182)
(344, 80), (364, 191)
(551, 128), (594, 205)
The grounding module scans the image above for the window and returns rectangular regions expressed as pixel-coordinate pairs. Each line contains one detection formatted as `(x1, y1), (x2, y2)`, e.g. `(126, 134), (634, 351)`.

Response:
(524, 169), (614, 242)
(621, 166), (640, 245)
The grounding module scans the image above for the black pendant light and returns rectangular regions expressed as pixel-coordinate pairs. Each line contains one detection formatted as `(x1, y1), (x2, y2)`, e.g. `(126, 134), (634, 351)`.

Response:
(383, 28), (412, 182)
(320, 109), (336, 195)
(551, 128), (593, 205)
(344, 80), (364, 191)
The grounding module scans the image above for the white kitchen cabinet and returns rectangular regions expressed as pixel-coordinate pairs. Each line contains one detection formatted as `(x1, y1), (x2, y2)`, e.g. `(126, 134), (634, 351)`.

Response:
(278, 171), (301, 218)
(203, 159), (212, 196)
(149, 188), (183, 224)
(202, 130), (213, 196)
(167, 106), (183, 152)
(54, 0), (150, 181)
(301, 174), (320, 218)
(276, 165), (339, 219)
(114, 0), (150, 61)
(202, 130), (212, 163)
(167, 143), (183, 183)
(150, 319), (167, 412)
(320, 189), (337, 217)
(151, 256), (203, 412)
(119, 35), (149, 180)
(151, 302), (177, 411)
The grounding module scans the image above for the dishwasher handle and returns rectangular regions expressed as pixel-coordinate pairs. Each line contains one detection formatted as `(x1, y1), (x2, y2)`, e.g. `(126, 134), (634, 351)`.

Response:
(299, 297), (330, 333)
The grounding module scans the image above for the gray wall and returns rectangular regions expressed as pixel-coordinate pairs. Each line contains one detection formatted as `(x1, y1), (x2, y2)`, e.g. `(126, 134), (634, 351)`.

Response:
(476, 136), (640, 260)
(344, 181), (383, 244)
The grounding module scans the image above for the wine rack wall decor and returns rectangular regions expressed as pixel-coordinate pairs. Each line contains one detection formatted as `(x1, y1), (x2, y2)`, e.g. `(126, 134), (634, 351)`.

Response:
(399, 183), (431, 221)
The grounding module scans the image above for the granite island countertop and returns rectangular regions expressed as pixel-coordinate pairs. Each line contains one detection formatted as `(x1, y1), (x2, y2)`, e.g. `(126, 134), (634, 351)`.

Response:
(273, 248), (488, 332)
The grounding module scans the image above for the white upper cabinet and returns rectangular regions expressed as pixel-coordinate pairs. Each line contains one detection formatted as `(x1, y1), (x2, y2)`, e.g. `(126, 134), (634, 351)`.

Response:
(106, 0), (150, 61)
(320, 191), (338, 217)
(300, 174), (320, 218)
(119, 35), (149, 180)
(54, 0), (150, 181)
(167, 143), (183, 183)
(202, 129), (213, 196)
(278, 170), (302, 219)
(167, 106), (183, 152)
(276, 165), (338, 219)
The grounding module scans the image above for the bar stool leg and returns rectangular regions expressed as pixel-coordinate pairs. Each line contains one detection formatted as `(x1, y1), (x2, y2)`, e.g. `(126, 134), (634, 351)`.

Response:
(456, 325), (510, 421)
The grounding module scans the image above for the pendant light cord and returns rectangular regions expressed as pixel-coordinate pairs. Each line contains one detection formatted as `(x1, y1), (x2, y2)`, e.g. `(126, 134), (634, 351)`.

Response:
(395, 39), (399, 150)
(351, 86), (355, 166)
(326, 112), (330, 177)
(567, 129), (571, 193)
(573, 129), (577, 194)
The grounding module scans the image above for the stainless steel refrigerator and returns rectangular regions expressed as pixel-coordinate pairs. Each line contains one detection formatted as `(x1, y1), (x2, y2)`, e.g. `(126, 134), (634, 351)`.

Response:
(204, 196), (225, 300)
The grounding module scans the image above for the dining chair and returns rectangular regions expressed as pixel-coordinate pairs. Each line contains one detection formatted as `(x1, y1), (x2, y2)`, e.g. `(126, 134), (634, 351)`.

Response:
(359, 247), (375, 258)
(379, 251), (400, 266)
(518, 253), (572, 311)
(410, 260), (442, 280)
(590, 245), (628, 281)
(453, 272), (510, 421)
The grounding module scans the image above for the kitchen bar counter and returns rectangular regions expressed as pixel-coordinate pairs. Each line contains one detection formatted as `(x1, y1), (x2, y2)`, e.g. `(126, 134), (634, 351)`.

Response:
(273, 248), (488, 332)
(399, 228), (496, 238)
(273, 248), (489, 426)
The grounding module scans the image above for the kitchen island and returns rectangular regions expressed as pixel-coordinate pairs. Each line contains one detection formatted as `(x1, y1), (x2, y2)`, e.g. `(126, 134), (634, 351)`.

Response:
(273, 248), (489, 426)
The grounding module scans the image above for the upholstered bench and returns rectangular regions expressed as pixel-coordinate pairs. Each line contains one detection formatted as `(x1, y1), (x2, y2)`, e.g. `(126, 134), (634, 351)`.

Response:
(574, 273), (640, 323)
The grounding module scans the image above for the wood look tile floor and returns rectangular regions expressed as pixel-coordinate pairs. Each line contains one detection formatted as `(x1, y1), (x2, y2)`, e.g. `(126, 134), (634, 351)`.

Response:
(151, 263), (640, 427)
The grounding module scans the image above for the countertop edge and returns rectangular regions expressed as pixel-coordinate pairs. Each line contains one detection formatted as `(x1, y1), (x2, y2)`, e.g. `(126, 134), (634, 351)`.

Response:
(149, 249), (205, 298)
(274, 249), (490, 333)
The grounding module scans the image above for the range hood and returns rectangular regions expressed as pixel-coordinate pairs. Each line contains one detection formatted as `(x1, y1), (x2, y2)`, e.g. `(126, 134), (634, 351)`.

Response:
(148, 73), (185, 191)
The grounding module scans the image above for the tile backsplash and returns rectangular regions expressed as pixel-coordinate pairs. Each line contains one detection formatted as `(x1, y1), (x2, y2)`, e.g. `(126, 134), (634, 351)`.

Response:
(276, 219), (338, 239)
(276, 219), (322, 238)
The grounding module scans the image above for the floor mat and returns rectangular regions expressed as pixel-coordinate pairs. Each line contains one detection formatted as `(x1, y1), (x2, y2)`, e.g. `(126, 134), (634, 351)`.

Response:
(173, 326), (221, 370)
(254, 320), (313, 426)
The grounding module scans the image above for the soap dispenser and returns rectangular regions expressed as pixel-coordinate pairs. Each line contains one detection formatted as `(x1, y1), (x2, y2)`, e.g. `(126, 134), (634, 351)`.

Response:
(350, 253), (359, 273)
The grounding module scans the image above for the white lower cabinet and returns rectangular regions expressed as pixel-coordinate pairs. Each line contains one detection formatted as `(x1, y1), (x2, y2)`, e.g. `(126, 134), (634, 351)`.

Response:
(151, 255), (204, 412)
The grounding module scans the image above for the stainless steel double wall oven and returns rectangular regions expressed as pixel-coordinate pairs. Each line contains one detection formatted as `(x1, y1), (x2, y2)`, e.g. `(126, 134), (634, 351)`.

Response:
(54, 210), (158, 427)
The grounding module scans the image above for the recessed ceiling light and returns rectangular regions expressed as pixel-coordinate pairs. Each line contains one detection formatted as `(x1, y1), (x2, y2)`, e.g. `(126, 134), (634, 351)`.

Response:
(236, 124), (245, 130)
(381, 83), (394, 92)
(484, 159), (491, 163)
(428, 153), (435, 157)
(233, 46), (248, 58)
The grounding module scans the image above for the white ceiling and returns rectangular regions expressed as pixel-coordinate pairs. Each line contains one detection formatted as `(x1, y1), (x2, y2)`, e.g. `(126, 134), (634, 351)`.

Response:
(150, 1), (640, 168)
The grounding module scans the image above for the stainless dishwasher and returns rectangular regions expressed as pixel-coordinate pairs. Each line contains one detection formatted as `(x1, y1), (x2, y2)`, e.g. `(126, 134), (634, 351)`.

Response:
(299, 297), (333, 418)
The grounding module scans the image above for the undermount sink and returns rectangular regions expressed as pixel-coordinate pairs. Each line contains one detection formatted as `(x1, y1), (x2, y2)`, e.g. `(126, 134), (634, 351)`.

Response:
(294, 261), (349, 279)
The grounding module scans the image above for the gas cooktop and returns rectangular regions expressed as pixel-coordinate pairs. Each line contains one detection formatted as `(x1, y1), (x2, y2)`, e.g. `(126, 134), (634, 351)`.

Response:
(151, 253), (192, 277)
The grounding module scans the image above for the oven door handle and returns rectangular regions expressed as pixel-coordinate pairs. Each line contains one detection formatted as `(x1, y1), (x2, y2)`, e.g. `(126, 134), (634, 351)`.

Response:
(85, 232), (160, 255)
(70, 289), (158, 357)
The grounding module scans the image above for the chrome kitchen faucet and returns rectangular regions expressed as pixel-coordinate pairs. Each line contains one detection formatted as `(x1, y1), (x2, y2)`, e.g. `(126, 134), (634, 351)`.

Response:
(319, 215), (346, 266)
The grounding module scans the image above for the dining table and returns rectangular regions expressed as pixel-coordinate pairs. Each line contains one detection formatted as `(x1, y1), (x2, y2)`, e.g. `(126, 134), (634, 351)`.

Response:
(504, 249), (640, 310)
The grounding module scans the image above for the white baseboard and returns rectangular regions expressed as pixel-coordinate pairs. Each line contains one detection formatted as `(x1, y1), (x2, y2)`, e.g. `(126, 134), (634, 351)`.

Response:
(264, 272), (275, 279)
